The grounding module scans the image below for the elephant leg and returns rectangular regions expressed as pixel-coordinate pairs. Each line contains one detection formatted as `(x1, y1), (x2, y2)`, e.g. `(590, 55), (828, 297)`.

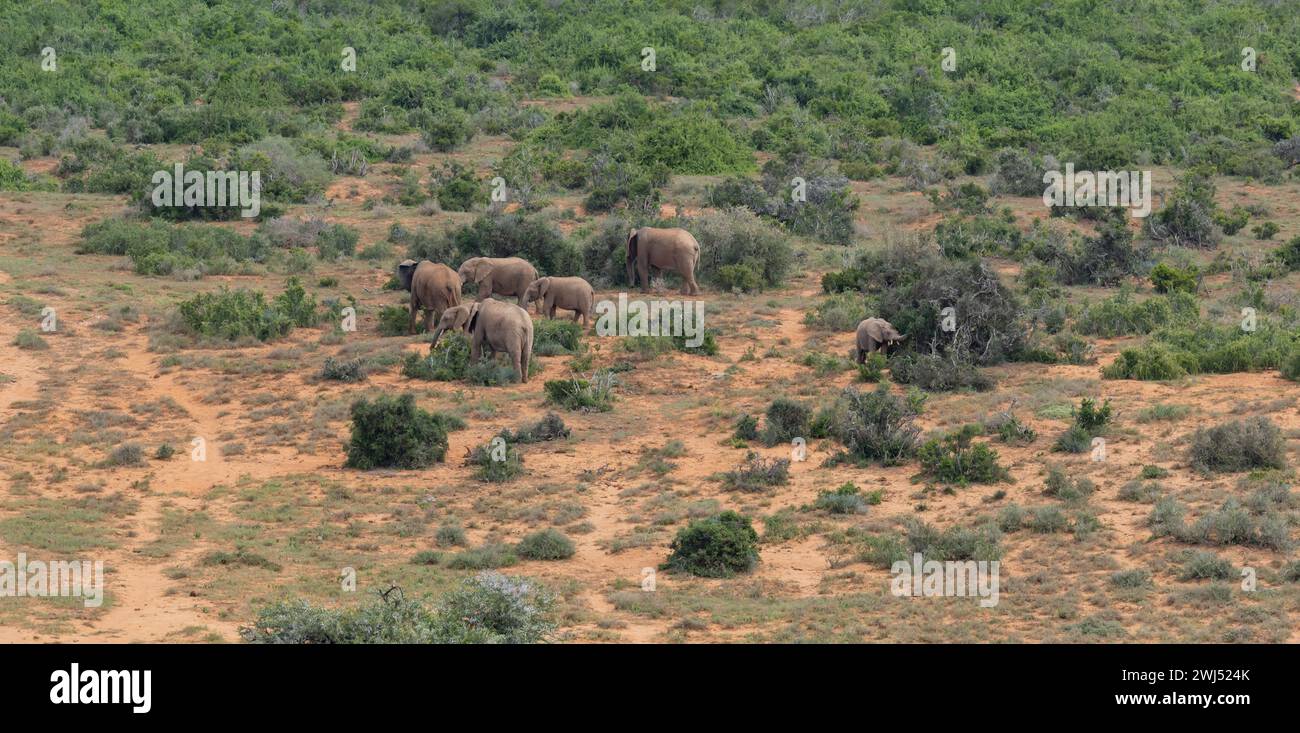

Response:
(408, 295), (419, 335)
(513, 349), (525, 383)
(638, 253), (651, 293)
(856, 347), (865, 365)
(423, 308), (434, 333)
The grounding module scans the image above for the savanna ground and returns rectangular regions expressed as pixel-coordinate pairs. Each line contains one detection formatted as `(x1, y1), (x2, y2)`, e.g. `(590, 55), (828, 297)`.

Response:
(3, 117), (1299, 642)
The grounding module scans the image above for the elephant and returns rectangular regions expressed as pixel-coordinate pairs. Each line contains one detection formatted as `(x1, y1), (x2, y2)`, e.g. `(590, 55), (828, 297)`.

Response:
(430, 300), (534, 384)
(524, 276), (596, 327)
(429, 303), (478, 345)
(626, 227), (701, 295)
(457, 256), (538, 307)
(855, 318), (907, 363)
(397, 259), (461, 334)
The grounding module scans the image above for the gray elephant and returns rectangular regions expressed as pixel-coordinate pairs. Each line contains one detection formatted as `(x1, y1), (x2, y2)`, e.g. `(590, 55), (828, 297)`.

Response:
(397, 259), (461, 334)
(429, 303), (478, 344)
(431, 300), (534, 384)
(626, 227), (701, 295)
(457, 256), (538, 307)
(524, 276), (596, 327)
(855, 318), (907, 362)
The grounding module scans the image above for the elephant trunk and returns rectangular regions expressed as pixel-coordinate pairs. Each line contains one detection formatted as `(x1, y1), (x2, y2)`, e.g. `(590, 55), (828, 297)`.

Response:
(430, 326), (445, 351)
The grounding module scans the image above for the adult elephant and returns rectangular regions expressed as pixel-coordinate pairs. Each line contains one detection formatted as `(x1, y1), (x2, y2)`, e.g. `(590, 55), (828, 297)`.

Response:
(524, 276), (596, 327)
(625, 227), (701, 295)
(430, 300), (534, 384)
(396, 259), (461, 334)
(855, 318), (907, 363)
(457, 256), (538, 307)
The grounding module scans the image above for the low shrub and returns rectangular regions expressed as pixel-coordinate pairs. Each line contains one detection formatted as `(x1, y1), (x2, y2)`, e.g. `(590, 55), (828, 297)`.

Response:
(662, 511), (760, 578)
(544, 372), (616, 411)
(516, 529), (575, 561)
(498, 413), (570, 444)
(761, 399), (811, 447)
(814, 483), (870, 514)
(243, 573), (555, 644)
(320, 357), (365, 383)
(1188, 417), (1286, 473)
(344, 394), (449, 470)
(722, 452), (790, 492)
(827, 385), (920, 466)
(917, 425), (1009, 484)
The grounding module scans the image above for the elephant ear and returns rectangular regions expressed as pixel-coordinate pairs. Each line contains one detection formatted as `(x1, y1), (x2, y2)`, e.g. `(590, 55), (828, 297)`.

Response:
(466, 303), (482, 334)
(397, 259), (417, 291)
(625, 229), (638, 259)
(537, 277), (550, 299)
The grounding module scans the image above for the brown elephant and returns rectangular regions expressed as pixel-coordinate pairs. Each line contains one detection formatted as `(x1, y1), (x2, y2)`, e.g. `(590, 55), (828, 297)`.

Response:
(397, 259), (461, 334)
(626, 227), (701, 295)
(855, 318), (907, 363)
(430, 300), (534, 384)
(457, 256), (538, 307)
(524, 276), (596, 327)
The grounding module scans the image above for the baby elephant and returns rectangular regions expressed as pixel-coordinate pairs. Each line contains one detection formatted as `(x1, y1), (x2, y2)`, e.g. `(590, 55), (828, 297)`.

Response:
(524, 276), (596, 327)
(855, 318), (907, 362)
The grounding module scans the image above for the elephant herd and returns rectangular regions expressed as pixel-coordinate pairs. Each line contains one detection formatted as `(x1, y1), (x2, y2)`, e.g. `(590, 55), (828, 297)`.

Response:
(394, 225), (907, 383)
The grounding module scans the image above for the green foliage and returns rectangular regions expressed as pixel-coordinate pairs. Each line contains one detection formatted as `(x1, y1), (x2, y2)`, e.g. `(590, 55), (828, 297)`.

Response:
(663, 511), (760, 578)
(516, 529), (575, 560)
(1149, 263), (1199, 295)
(320, 357), (365, 383)
(544, 372), (615, 411)
(532, 319), (582, 356)
(1075, 290), (1197, 337)
(176, 278), (317, 342)
(80, 219), (270, 278)
(430, 162), (486, 212)
(761, 399), (810, 447)
(814, 483), (871, 515)
(917, 425), (1009, 485)
(243, 573), (554, 644)
(466, 441), (525, 483)
(344, 394), (449, 470)
(827, 385), (920, 467)
(1188, 417), (1286, 473)
(722, 452), (790, 492)
(692, 208), (795, 291)
(498, 413), (570, 444)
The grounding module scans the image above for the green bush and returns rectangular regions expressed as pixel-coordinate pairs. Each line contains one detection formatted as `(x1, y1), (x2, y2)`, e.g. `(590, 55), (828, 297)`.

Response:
(889, 352), (994, 392)
(721, 451), (790, 492)
(320, 357), (365, 383)
(761, 399), (810, 447)
(544, 373), (615, 411)
(516, 529), (575, 560)
(430, 162), (485, 212)
(1179, 551), (1235, 581)
(1188, 417), (1286, 473)
(814, 483), (870, 515)
(403, 333), (471, 381)
(662, 511), (760, 578)
(533, 319), (583, 356)
(176, 278), (317, 342)
(917, 425), (1009, 484)
(243, 572), (554, 644)
(466, 441), (525, 482)
(692, 208), (795, 291)
(498, 413), (570, 444)
(827, 385), (920, 466)
(1149, 263), (1198, 295)
(344, 394), (449, 470)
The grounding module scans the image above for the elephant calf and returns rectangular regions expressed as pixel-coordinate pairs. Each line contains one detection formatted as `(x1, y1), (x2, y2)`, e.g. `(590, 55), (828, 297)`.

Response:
(524, 276), (596, 327)
(855, 318), (907, 363)
(431, 300), (534, 384)
(626, 226), (701, 295)
(397, 259), (461, 334)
